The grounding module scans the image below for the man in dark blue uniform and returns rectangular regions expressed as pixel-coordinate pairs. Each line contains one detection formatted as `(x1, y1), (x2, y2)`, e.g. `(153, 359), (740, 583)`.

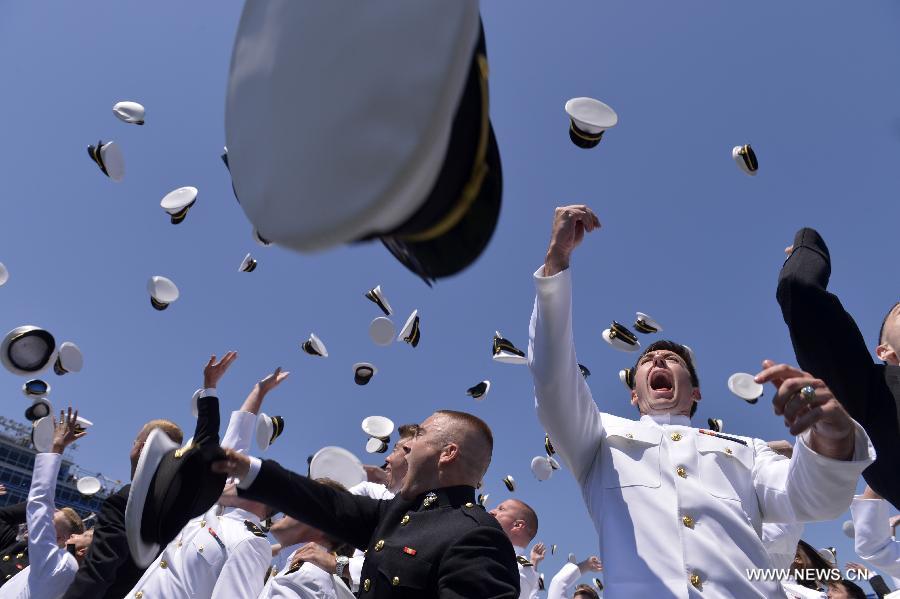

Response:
(214, 409), (520, 598)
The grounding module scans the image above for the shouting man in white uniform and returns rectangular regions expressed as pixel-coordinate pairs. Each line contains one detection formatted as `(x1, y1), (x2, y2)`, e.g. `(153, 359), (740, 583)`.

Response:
(528, 205), (876, 598)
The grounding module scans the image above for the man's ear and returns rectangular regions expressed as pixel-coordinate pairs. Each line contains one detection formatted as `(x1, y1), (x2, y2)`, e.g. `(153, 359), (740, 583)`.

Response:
(630, 390), (638, 407)
(876, 343), (897, 363)
(691, 388), (702, 402)
(439, 442), (460, 465)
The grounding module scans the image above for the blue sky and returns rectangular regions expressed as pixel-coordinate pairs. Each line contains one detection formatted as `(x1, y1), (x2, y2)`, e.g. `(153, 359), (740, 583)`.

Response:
(1, 0), (898, 587)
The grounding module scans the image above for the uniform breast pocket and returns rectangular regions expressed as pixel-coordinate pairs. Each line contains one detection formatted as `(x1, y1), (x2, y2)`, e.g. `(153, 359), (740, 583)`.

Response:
(191, 529), (227, 573)
(697, 436), (753, 501)
(600, 426), (663, 489)
(376, 547), (432, 596)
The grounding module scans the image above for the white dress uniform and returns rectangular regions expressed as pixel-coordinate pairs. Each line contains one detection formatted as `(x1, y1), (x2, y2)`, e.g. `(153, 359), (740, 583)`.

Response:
(528, 266), (876, 598)
(125, 408), (271, 599)
(546, 562), (581, 599)
(345, 481), (394, 592)
(514, 546), (539, 599)
(0, 453), (78, 599)
(762, 522), (805, 570)
(258, 554), (337, 599)
(850, 496), (900, 577)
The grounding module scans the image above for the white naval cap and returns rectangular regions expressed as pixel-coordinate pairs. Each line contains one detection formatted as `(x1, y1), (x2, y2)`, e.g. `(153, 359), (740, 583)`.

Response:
(732, 144), (758, 175)
(841, 520), (855, 538)
(147, 276), (179, 311)
(22, 379), (50, 398)
(256, 413), (285, 451)
(466, 380), (490, 400)
(634, 312), (663, 335)
(602, 321), (641, 352)
(365, 285), (393, 316)
(369, 317), (396, 347)
(25, 397), (53, 422)
(397, 310), (421, 348)
(87, 140), (125, 182)
(160, 187), (198, 225)
(727, 372), (763, 404)
(238, 253), (258, 273)
(530, 456), (552, 481)
(301, 333), (328, 357)
(53, 342), (83, 376)
(707, 418), (724, 433)
(502, 475), (515, 492)
(565, 97), (618, 149)
(0, 262), (8, 287)
(112, 101), (145, 125)
(492, 331), (527, 365)
(31, 416), (55, 453)
(353, 362), (377, 386)
(362, 415), (394, 454)
(77, 476), (102, 496)
(1, 326), (57, 376)
(308, 446), (366, 489)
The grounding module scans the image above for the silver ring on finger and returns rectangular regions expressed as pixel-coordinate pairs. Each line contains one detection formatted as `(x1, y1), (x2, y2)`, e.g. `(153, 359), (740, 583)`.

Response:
(800, 385), (816, 402)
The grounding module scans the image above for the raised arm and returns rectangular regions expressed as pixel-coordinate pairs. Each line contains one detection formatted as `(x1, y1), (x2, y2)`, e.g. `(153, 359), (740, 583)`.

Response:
(529, 205), (604, 482)
(851, 488), (900, 576)
(222, 366), (290, 453)
(217, 450), (382, 551)
(777, 228), (874, 423)
(546, 557), (602, 599)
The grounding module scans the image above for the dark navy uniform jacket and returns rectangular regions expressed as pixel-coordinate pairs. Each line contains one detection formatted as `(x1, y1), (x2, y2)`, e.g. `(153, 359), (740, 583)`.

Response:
(240, 459), (520, 598)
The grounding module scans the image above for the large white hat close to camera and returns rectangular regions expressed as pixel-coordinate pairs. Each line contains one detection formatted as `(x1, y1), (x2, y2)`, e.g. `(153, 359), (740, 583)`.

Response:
(308, 446), (366, 490)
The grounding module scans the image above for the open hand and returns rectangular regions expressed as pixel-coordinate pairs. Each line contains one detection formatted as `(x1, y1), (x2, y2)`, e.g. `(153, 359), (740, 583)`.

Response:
(530, 542), (546, 567)
(52, 408), (87, 454)
(578, 555), (602, 573)
(257, 367), (290, 396)
(212, 448), (252, 479)
(292, 543), (337, 574)
(203, 351), (238, 389)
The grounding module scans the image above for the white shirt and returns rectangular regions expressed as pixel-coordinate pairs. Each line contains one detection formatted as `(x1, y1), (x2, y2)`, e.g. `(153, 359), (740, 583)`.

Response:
(258, 557), (336, 599)
(345, 482), (395, 592)
(515, 546), (539, 599)
(529, 266), (876, 598)
(851, 496), (900, 576)
(0, 453), (78, 599)
(546, 562), (581, 599)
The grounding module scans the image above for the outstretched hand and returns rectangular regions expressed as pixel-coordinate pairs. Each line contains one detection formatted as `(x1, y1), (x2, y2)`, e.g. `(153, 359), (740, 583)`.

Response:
(257, 367), (290, 396)
(578, 555), (602, 573)
(544, 205), (601, 277)
(52, 408), (87, 454)
(203, 351), (238, 389)
(530, 542), (546, 567)
(755, 360), (855, 459)
(212, 447), (252, 479)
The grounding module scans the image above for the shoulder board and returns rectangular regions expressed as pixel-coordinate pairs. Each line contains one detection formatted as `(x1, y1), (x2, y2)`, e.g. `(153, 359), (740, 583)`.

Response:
(516, 555), (533, 567)
(244, 520), (267, 537)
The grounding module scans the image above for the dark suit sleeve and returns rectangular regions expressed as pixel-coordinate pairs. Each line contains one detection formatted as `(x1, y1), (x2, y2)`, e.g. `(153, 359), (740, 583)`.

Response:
(437, 526), (520, 599)
(61, 489), (131, 599)
(240, 459), (382, 550)
(776, 227), (874, 423)
(195, 396), (221, 446)
(0, 502), (27, 551)
(869, 574), (892, 598)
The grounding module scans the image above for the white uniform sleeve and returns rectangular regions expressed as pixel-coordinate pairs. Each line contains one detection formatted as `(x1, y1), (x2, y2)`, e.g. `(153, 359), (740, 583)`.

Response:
(546, 562), (581, 599)
(751, 422), (875, 524)
(23, 453), (79, 597)
(221, 410), (257, 453)
(762, 522), (805, 571)
(518, 561), (540, 599)
(210, 535), (271, 599)
(529, 266), (604, 483)
(851, 496), (900, 576)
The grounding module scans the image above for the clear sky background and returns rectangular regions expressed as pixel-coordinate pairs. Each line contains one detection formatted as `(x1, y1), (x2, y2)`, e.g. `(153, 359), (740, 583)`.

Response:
(1, 0), (898, 588)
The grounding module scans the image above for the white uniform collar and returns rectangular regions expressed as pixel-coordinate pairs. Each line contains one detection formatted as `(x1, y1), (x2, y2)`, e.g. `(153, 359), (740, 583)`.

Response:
(220, 506), (261, 524)
(514, 545), (527, 554)
(640, 413), (691, 427)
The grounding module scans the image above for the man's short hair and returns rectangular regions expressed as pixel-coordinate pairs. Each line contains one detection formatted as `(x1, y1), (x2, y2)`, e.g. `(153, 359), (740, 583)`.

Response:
(631, 340), (700, 416)
(573, 584), (599, 599)
(59, 507), (84, 535)
(397, 424), (419, 439)
(829, 580), (866, 599)
(143, 419), (183, 445)
(509, 499), (539, 543)
(434, 410), (494, 478)
(878, 301), (900, 345)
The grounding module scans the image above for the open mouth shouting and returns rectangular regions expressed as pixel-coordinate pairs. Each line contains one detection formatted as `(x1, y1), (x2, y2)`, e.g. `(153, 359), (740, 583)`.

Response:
(648, 367), (675, 399)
